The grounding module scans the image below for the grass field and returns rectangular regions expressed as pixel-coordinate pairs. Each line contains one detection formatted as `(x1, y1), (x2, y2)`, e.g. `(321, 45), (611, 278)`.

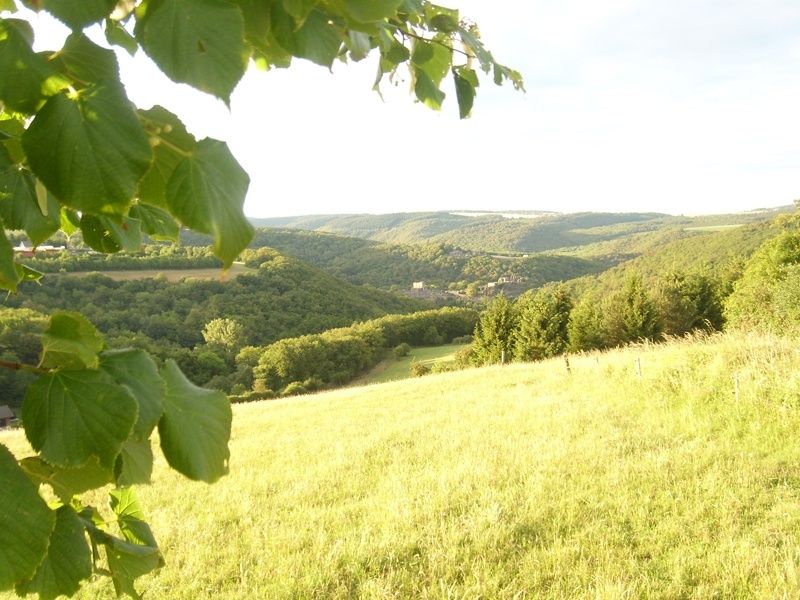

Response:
(353, 344), (469, 385)
(683, 224), (745, 232)
(4, 332), (800, 598)
(59, 263), (254, 282)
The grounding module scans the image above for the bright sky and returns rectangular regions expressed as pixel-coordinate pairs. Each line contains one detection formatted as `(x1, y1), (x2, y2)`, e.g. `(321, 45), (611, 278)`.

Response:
(20, 0), (800, 217)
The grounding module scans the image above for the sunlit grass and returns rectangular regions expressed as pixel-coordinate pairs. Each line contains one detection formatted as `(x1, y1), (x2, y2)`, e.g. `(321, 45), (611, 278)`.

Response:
(4, 332), (800, 598)
(353, 343), (468, 385)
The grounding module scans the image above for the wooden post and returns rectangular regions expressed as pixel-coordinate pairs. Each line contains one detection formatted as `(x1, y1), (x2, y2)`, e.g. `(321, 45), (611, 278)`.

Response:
(564, 355), (571, 374)
(635, 357), (642, 378)
(734, 373), (740, 402)
(501, 349), (506, 365)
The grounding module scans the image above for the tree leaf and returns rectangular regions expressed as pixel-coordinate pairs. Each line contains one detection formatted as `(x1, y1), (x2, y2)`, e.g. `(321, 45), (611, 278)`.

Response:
(40, 0), (117, 29)
(0, 443), (55, 590)
(413, 66), (444, 110)
(411, 36), (450, 86)
(424, 3), (458, 33)
(59, 207), (80, 237)
(340, 0), (403, 22)
(52, 31), (121, 86)
(129, 203), (179, 242)
(282, 0), (316, 26)
(136, 105), (196, 208)
(40, 311), (105, 370)
(19, 456), (114, 504)
(0, 222), (21, 292)
(115, 438), (154, 486)
(22, 369), (138, 469)
(166, 139), (253, 268)
(22, 85), (153, 215)
(105, 18), (138, 56)
(80, 214), (142, 253)
(0, 18), (62, 114)
(453, 66), (477, 119)
(15, 506), (92, 600)
(272, 5), (342, 68)
(0, 0), (17, 13)
(158, 359), (231, 483)
(106, 487), (163, 598)
(136, 0), (248, 103)
(100, 349), (165, 440)
(0, 163), (61, 246)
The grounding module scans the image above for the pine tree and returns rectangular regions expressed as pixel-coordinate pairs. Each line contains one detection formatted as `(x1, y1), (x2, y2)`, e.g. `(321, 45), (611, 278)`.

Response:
(472, 295), (517, 365)
(513, 285), (573, 361)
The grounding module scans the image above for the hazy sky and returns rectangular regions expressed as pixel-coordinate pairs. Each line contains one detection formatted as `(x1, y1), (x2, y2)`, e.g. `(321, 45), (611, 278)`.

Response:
(22, 1), (800, 217)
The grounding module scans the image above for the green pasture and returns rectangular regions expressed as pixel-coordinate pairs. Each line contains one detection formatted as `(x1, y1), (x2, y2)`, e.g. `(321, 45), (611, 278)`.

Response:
(353, 343), (468, 385)
(4, 332), (800, 598)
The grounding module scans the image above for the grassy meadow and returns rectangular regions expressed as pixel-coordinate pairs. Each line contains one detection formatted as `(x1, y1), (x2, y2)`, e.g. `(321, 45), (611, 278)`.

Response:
(4, 332), (800, 598)
(353, 344), (469, 385)
(59, 263), (255, 282)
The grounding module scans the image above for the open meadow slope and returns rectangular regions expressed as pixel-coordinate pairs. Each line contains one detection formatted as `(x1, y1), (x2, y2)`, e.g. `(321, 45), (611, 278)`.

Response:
(4, 333), (800, 598)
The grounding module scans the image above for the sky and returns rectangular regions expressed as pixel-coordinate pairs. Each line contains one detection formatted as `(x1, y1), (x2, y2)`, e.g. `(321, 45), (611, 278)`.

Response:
(22, 0), (800, 217)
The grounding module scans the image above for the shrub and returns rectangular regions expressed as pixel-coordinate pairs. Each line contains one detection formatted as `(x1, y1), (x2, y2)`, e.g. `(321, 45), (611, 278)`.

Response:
(282, 381), (308, 397)
(410, 361), (431, 377)
(393, 343), (412, 358)
(451, 334), (473, 344)
(430, 361), (457, 374)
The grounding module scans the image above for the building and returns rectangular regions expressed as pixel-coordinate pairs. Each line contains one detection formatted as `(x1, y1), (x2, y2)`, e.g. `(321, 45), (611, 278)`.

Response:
(0, 405), (15, 428)
(412, 281), (426, 290)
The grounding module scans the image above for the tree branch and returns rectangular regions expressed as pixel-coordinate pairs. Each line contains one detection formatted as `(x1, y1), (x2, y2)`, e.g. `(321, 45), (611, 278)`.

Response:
(0, 358), (47, 375)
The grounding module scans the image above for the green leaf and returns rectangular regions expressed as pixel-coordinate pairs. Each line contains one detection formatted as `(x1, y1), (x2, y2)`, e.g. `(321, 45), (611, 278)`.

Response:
(16, 262), (43, 284)
(413, 66), (444, 110)
(105, 18), (138, 56)
(59, 208), (80, 237)
(22, 85), (153, 215)
(0, 0), (17, 13)
(40, 0), (117, 29)
(346, 30), (371, 61)
(136, 0), (248, 103)
(0, 443), (55, 590)
(129, 203), (179, 242)
(272, 5), (342, 68)
(53, 31), (121, 86)
(100, 349), (165, 439)
(166, 139), (253, 268)
(40, 311), (104, 370)
(282, 0), (316, 26)
(23, 369), (138, 468)
(158, 360), (232, 483)
(115, 438), (154, 486)
(453, 66), (477, 119)
(424, 3), (459, 32)
(0, 163), (61, 246)
(136, 105), (196, 208)
(19, 456), (113, 504)
(0, 18), (63, 114)
(15, 506), (92, 600)
(340, 0), (402, 22)
(106, 488), (163, 598)
(0, 226), (21, 292)
(411, 36), (450, 86)
(80, 214), (143, 253)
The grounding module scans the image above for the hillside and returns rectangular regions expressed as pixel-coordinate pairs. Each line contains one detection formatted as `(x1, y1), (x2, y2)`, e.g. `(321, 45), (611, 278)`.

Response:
(3, 332), (799, 598)
(250, 208), (793, 254)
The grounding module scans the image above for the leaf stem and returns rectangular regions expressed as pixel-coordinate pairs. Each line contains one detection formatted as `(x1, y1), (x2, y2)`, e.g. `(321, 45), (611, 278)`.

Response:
(0, 358), (48, 374)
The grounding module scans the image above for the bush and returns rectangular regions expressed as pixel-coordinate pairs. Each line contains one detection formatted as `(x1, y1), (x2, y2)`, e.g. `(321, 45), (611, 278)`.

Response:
(453, 345), (476, 368)
(430, 361), (456, 374)
(410, 361), (431, 377)
(393, 343), (412, 358)
(228, 389), (276, 404)
(451, 335), (473, 344)
(282, 381), (308, 397)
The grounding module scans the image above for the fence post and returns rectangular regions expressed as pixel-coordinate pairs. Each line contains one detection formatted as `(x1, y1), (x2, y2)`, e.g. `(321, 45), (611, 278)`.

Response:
(564, 355), (571, 374)
(501, 349), (506, 365)
(734, 373), (740, 402)
(635, 357), (642, 378)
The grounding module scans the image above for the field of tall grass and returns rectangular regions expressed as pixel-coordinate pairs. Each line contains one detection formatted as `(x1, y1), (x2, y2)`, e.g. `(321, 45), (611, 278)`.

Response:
(4, 332), (800, 598)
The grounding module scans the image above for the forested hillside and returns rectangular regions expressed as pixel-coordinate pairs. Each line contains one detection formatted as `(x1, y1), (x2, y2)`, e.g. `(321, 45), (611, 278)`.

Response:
(251, 208), (792, 253)
(0, 250), (425, 405)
